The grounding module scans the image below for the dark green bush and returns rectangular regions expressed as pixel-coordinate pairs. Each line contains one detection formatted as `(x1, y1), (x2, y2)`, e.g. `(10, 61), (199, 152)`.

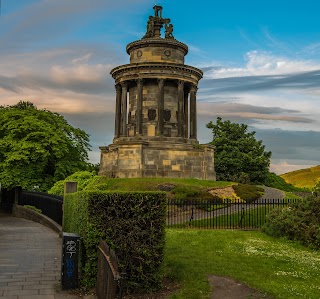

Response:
(233, 184), (264, 203)
(171, 185), (212, 202)
(262, 195), (320, 249)
(171, 185), (201, 201)
(63, 191), (167, 293)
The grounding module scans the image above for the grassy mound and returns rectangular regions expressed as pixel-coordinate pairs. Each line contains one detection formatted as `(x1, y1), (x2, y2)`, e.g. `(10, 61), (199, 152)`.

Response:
(49, 172), (266, 202)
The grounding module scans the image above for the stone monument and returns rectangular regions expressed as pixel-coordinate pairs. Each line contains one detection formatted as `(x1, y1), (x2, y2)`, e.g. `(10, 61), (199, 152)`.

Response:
(99, 6), (216, 180)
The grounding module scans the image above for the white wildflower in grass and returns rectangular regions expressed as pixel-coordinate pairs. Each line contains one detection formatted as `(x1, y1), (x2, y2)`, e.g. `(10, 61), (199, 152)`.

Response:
(275, 271), (309, 279)
(283, 283), (320, 298)
(244, 245), (259, 255)
(236, 237), (320, 283)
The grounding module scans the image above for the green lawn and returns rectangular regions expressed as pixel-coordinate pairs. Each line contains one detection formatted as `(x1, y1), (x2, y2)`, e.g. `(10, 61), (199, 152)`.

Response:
(164, 229), (320, 299)
(284, 191), (302, 201)
(187, 206), (270, 229)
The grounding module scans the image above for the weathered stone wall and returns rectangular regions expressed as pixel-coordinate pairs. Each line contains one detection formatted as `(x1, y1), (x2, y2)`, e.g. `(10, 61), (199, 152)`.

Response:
(142, 81), (158, 136)
(127, 80), (179, 138)
(128, 85), (137, 136)
(163, 82), (178, 137)
(99, 146), (119, 178)
(129, 45), (185, 64)
(99, 142), (215, 180)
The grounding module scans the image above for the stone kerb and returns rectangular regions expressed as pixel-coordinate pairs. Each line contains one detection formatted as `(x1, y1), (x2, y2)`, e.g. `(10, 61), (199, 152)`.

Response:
(12, 204), (62, 233)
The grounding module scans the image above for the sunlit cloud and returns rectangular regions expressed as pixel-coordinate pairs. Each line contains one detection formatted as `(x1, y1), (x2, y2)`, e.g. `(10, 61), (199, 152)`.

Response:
(270, 162), (315, 175)
(0, 88), (115, 114)
(198, 102), (312, 123)
(205, 51), (320, 79)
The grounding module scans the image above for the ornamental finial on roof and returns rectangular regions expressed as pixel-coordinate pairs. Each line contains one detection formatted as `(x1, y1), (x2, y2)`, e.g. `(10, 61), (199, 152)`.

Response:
(142, 6), (174, 39)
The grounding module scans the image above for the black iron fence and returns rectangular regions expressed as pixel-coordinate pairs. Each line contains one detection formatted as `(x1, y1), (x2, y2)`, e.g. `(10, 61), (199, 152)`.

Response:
(0, 188), (15, 212)
(19, 190), (63, 225)
(166, 198), (299, 229)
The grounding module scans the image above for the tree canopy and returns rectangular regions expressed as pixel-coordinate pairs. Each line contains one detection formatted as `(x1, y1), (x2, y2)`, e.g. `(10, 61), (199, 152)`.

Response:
(0, 101), (91, 191)
(207, 117), (271, 183)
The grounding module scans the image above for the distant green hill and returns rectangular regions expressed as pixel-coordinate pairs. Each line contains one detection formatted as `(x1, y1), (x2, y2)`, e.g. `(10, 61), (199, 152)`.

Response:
(281, 165), (320, 189)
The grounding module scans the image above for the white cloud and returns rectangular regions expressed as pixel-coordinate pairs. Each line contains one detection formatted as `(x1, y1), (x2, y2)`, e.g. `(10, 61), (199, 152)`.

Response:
(50, 63), (111, 85)
(270, 162), (315, 175)
(0, 87), (115, 114)
(205, 51), (320, 79)
(302, 42), (320, 55)
(72, 53), (93, 64)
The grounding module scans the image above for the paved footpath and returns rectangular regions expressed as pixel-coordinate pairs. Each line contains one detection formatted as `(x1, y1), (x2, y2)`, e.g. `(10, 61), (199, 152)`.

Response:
(0, 211), (89, 299)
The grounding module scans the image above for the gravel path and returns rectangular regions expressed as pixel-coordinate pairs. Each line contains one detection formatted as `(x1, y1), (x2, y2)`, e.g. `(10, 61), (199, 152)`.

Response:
(258, 186), (285, 202)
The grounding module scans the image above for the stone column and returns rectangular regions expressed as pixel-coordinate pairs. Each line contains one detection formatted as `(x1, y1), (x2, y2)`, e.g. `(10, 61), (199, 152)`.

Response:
(190, 84), (198, 139)
(184, 89), (189, 138)
(120, 82), (128, 137)
(158, 79), (165, 135)
(114, 84), (122, 138)
(136, 79), (143, 135)
(177, 80), (184, 137)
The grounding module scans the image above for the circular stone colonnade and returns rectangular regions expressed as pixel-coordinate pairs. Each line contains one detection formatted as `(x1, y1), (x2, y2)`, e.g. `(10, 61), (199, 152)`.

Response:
(99, 6), (215, 180)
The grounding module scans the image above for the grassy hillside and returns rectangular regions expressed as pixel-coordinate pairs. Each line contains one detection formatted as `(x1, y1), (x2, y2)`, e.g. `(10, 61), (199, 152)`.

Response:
(281, 165), (320, 189)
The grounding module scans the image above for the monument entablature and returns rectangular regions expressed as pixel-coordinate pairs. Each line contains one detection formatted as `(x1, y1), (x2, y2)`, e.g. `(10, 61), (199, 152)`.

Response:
(111, 63), (202, 86)
(99, 6), (215, 180)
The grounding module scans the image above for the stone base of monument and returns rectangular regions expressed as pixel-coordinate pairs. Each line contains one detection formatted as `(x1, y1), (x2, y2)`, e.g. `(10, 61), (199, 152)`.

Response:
(99, 140), (216, 180)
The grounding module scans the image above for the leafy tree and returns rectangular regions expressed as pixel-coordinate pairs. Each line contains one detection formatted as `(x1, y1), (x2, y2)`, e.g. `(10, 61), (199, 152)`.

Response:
(86, 162), (100, 174)
(206, 117), (271, 183)
(48, 171), (99, 196)
(0, 101), (91, 191)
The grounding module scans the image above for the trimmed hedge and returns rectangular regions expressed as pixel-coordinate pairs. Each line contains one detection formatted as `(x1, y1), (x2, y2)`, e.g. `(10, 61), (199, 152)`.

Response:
(63, 191), (167, 293)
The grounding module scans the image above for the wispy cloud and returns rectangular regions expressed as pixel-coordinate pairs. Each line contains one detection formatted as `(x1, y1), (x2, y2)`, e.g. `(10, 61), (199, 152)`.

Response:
(0, 0), (148, 51)
(262, 27), (294, 54)
(270, 162), (316, 175)
(198, 102), (313, 124)
(205, 51), (320, 79)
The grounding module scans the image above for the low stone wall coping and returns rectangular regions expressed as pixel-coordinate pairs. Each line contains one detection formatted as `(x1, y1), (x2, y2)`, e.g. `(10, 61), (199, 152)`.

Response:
(12, 204), (62, 235)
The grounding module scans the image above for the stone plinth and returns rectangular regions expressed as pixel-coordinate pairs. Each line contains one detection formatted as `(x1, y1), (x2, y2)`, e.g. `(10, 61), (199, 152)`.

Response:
(99, 141), (215, 180)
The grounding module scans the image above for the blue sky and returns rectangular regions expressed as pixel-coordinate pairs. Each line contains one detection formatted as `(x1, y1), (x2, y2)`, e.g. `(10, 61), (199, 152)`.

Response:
(1, 0), (320, 175)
